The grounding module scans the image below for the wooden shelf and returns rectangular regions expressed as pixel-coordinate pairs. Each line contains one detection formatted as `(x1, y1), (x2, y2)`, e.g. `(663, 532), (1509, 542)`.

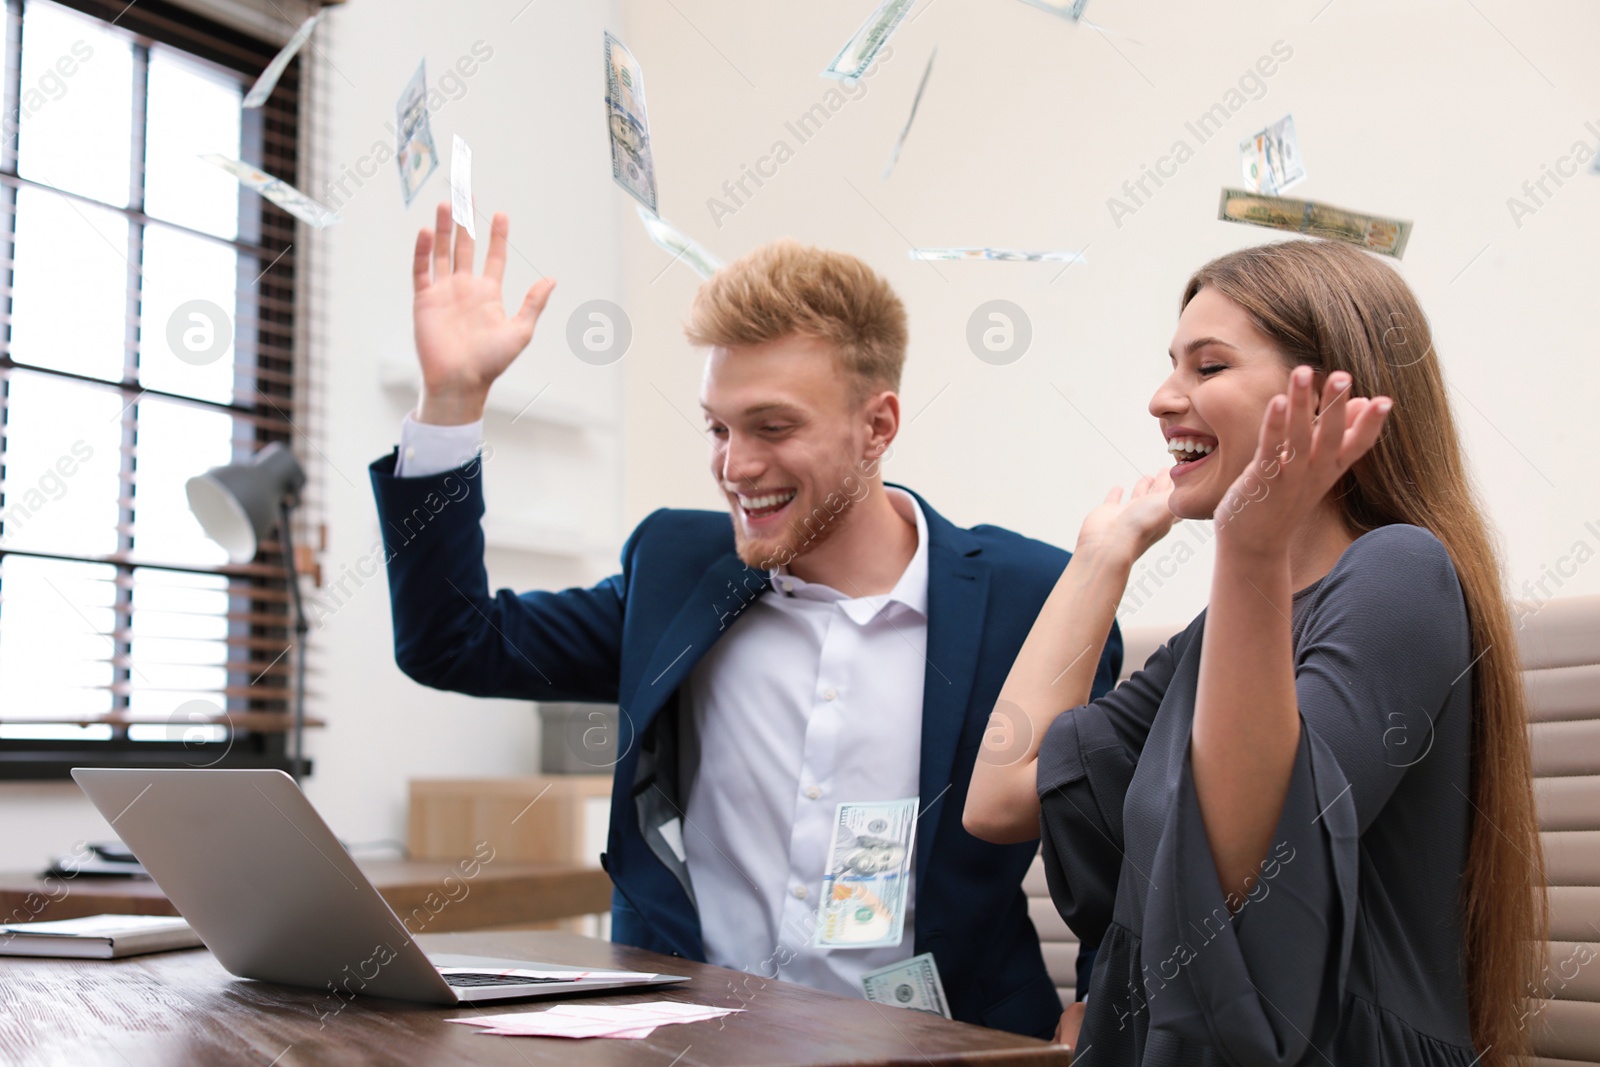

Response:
(0, 712), (326, 731)
(0, 859), (609, 930)
(377, 359), (609, 432)
(480, 514), (614, 560)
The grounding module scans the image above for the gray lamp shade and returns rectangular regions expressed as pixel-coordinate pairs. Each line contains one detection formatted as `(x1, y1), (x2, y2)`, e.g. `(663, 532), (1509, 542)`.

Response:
(185, 442), (307, 563)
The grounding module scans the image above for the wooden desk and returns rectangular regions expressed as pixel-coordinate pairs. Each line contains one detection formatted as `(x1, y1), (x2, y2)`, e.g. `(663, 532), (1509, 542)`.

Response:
(0, 930), (1068, 1066)
(0, 860), (612, 932)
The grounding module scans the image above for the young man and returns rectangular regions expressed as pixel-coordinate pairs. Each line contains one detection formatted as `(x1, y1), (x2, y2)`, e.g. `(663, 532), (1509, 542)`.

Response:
(370, 205), (1121, 1038)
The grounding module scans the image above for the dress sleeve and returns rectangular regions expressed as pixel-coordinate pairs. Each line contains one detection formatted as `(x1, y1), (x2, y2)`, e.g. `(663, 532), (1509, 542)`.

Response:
(1143, 526), (1471, 1065)
(1035, 615), (1197, 947)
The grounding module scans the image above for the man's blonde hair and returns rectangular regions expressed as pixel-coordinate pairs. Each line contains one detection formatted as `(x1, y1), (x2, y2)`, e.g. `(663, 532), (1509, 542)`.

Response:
(684, 239), (907, 402)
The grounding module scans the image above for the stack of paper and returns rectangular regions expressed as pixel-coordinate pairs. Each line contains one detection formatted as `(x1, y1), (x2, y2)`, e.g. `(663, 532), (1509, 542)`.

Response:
(450, 1001), (742, 1039)
(435, 966), (662, 983)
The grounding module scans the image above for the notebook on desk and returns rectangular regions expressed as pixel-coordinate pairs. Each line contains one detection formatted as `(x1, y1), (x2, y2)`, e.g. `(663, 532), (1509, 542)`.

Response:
(0, 914), (201, 958)
(71, 768), (688, 1004)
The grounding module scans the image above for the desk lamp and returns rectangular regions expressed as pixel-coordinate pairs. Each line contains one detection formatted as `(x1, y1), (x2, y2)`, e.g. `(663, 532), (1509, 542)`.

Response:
(184, 442), (310, 779)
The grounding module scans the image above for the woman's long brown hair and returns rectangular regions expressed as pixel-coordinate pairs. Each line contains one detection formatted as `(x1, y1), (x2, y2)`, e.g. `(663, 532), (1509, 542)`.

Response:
(1183, 239), (1547, 1065)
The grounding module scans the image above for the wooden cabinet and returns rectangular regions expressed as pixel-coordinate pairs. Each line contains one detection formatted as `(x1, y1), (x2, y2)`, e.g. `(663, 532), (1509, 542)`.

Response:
(408, 776), (613, 935)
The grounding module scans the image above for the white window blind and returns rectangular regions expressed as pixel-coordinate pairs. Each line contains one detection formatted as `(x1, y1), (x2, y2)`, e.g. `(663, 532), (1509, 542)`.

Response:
(0, 0), (320, 776)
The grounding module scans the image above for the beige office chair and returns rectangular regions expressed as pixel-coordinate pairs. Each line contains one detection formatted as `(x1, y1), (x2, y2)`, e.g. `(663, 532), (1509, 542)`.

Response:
(1026, 595), (1600, 1065)
(1523, 593), (1600, 1065)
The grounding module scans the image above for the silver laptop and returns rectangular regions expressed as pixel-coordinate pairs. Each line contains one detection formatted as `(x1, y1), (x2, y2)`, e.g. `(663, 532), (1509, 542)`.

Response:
(72, 768), (688, 1004)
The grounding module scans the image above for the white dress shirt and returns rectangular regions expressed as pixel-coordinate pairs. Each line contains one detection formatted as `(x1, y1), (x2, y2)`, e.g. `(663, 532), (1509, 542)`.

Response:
(680, 491), (926, 998)
(394, 413), (485, 477)
(394, 416), (929, 999)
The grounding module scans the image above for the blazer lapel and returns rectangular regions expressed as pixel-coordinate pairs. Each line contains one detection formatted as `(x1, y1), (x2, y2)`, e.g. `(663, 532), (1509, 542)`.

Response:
(903, 489), (991, 888)
(626, 553), (771, 739)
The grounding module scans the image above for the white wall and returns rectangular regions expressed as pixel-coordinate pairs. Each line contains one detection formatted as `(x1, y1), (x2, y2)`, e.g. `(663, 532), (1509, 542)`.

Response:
(616, 0), (1600, 632)
(0, 0), (627, 868)
(299, 0), (627, 849)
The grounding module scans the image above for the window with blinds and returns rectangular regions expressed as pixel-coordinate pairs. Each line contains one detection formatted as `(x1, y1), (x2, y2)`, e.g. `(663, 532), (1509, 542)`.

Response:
(0, 0), (314, 777)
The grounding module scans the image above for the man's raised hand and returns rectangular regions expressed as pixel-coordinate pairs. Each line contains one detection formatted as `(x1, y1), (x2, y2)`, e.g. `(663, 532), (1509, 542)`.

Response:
(412, 203), (556, 425)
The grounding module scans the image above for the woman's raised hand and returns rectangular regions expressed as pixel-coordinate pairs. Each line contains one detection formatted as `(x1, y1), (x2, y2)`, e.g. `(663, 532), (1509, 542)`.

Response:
(412, 203), (557, 424)
(1214, 367), (1391, 553)
(1076, 467), (1179, 566)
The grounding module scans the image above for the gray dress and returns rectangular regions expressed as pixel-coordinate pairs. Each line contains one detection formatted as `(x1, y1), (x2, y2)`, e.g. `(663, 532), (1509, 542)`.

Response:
(1038, 524), (1481, 1065)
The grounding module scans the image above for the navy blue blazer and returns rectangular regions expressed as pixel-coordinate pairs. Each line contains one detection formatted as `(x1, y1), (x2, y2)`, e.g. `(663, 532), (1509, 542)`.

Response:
(370, 451), (1121, 1038)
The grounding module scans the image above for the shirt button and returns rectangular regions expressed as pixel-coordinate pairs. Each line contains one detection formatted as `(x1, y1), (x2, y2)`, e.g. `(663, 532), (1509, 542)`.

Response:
(792, 885), (809, 900)
(781, 580), (794, 593)
(822, 688), (837, 702)
(805, 786), (821, 800)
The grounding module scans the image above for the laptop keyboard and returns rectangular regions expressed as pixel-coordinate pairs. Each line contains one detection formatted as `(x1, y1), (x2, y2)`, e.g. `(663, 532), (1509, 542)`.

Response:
(443, 972), (578, 987)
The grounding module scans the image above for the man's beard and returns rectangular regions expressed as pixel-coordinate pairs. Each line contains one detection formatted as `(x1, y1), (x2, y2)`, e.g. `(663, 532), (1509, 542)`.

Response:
(730, 481), (860, 572)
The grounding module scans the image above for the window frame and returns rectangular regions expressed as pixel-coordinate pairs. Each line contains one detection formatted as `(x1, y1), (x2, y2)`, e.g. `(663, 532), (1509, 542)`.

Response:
(0, 0), (315, 779)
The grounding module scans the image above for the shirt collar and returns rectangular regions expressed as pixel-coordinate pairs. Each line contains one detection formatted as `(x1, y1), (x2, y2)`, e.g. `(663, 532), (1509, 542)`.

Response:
(767, 487), (929, 625)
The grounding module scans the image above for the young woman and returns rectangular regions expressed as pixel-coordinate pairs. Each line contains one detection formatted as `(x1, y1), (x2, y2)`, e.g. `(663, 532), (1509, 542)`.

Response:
(964, 240), (1545, 1065)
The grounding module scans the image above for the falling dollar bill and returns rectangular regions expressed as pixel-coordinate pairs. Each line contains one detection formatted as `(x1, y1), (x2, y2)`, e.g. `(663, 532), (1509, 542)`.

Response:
(201, 154), (339, 228)
(909, 247), (1088, 264)
(814, 799), (917, 949)
(1012, 0), (1136, 39)
(605, 31), (658, 215)
(450, 134), (475, 239)
(824, 0), (914, 82)
(395, 60), (439, 207)
(1240, 114), (1306, 196)
(1217, 188), (1412, 259)
(1014, 0), (1088, 18)
(883, 48), (936, 179)
(637, 206), (721, 280)
(243, 11), (321, 108)
(861, 953), (950, 1017)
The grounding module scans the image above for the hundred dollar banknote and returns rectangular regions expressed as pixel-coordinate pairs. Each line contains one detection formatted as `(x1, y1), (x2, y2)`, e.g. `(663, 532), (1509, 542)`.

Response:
(1217, 188), (1412, 259)
(637, 206), (722, 280)
(825, 0), (914, 82)
(450, 134), (474, 239)
(814, 798), (917, 949)
(883, 48), (936, 179)
(395, 61), (439, 207)
(1014, 0), (1088, 19)
(243, 11), (320, 108)
(1240, 114), (1305, 196)
(1013, 0), (1136, 40)
(909, 247), (1088, 264)
(861, 953), (950, 1017)
(605, 31), (658, 215)
(201, 154), (339, 228)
